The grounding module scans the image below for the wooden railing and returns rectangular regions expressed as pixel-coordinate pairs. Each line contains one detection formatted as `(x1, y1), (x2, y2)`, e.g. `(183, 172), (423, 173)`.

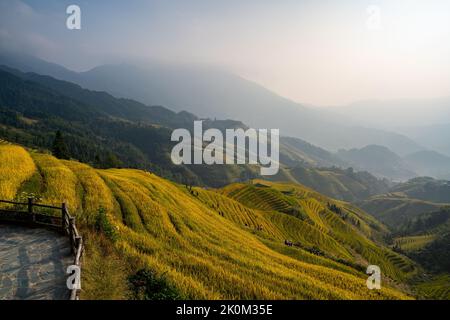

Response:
(0, 198), (84, 300)
(61, 203), (84, 300)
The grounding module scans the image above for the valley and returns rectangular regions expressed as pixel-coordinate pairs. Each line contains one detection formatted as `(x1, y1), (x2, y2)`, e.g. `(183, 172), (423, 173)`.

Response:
(1, 0), (449, 306)
(358, 179), (450, 299)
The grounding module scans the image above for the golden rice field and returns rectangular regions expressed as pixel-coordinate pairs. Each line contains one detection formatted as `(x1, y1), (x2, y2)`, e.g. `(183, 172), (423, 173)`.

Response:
(0, 143), (416, 299)
(0, 142), (36, 201)
(221, 181), (416, 280)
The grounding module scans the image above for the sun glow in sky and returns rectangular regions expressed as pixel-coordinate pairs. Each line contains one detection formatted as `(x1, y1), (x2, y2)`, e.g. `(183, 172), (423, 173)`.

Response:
(1, 0), (450, 105)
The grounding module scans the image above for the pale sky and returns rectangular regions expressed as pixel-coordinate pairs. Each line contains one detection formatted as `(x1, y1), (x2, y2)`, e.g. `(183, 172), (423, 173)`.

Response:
(1, 0), (450, 106)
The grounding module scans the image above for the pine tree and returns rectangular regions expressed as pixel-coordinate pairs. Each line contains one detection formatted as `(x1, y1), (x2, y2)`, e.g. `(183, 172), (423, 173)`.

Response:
(52, 130), (70, 159)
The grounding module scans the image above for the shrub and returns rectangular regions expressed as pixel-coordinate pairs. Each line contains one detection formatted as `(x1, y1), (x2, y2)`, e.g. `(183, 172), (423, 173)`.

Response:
(128, 269), (182, 300)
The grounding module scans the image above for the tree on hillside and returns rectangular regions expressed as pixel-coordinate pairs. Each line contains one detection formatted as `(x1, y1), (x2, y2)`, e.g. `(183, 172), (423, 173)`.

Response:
(94, 151), (123, 169)
(104, 152), (122, 168)
(52, 130), (70, 159)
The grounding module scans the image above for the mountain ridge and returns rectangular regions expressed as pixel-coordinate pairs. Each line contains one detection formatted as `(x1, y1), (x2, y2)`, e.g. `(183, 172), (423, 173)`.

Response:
(336, 145), (417, 181)
(0, 51), (424, 155)
(0, 66), (395, 198)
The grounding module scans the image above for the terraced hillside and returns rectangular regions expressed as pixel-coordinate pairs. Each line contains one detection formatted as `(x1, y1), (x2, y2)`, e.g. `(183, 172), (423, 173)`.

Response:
(390, 177), (450, 203)
(220, 181), (416, 280)
(357, 193), (444, 227)
(415, 275), (450, 300)
(268, 166), (390, 202)
(0, 142), (416, 299)
(394, 229), (449, 300)
(394, 235), (437, 252)
(358, 187), (449, 299)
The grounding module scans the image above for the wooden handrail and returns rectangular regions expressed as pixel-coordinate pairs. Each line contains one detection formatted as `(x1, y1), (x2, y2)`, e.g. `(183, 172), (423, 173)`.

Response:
(0, 199), (61, 209)
(61, 204), (84, 300)
(0, 198), (84, 300)
(32, 203), (62, 210)
(0, 199), (28, 206)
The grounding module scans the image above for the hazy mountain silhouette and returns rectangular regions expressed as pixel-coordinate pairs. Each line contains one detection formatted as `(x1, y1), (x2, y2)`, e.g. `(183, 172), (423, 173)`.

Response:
(325, 98), (450, 157)
(326, 98), (450, 128)
(397, 124), (450, 157)
(0, 66), (361, 187)
(404, 150), (450, 179)
(336, 145), (417, 181)
(0, 51), (423, 155)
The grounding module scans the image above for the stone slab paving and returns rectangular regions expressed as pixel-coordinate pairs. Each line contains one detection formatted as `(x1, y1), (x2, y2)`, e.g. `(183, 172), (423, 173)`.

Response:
(0, 224), (72, 300)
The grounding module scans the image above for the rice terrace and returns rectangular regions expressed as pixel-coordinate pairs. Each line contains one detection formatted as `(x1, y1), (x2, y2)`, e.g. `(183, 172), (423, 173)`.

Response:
(0, 141), (422, 300)
(0, 0), (449, 308)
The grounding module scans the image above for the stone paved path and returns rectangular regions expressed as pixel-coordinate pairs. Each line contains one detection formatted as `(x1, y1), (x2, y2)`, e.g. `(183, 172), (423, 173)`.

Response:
(0, 224), (72, 300)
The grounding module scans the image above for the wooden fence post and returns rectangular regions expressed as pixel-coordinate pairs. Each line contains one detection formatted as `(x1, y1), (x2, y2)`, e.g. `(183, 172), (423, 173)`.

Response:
(69, 217), (75, 253)
(62, 203), (67, 234)
(75, 235), (82, 262)
(28, 198), (34, 223)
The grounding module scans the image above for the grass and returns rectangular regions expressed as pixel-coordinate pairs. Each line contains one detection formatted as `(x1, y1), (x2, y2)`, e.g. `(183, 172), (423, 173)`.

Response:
(0, 144), (415, 300)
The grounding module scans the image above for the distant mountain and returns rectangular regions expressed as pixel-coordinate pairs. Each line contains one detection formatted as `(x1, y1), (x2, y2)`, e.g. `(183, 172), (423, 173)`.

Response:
(398, 124), (450, 157)
(0, 52), (424, 156)
(403, 151), (450, 180)
(321, 98), (450, 157)
(325, 98), (450, 129)
(0, 67), (378, 190)
(0, 67), (260, 187)
(358, 193), (443, 228)
(279, 136), (348, 168)
(336, 145), (417, 181)
(390, 177), (450, 203)
(0, 65), (199, 128)
(335, 145), (450, 182)
(1, 66), (407, 203)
